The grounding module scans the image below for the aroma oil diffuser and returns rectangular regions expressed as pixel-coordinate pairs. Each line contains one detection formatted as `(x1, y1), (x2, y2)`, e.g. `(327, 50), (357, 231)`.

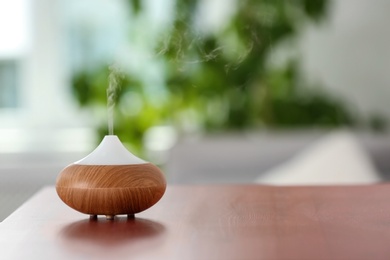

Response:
(56, 135), (166, 220)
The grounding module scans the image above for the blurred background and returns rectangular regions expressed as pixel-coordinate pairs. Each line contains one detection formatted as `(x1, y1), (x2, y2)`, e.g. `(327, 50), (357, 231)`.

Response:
(1, 0), (390, 220)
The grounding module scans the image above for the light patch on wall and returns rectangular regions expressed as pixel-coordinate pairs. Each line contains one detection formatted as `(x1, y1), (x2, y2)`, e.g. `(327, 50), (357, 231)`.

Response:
(0, 0), (31, 58)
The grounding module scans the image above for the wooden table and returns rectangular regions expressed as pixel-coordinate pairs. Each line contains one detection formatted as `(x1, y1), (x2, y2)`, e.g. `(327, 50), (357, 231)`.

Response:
(2, 184), (390, 259)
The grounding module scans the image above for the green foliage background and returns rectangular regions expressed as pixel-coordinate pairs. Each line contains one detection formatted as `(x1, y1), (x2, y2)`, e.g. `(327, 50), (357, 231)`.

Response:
(71, 0), (384, 155)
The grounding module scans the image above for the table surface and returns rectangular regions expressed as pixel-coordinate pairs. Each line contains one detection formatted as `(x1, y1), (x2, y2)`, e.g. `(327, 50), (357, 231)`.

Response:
(2, 184), (390, 260)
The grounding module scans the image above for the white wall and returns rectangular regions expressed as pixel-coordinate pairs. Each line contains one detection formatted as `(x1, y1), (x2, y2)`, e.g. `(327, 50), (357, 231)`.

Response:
(300, 0), (390, 119)
(0, 0), (95, 153)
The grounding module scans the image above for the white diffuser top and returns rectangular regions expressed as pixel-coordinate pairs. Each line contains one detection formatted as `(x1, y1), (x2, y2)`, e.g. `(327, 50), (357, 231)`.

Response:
(75, 135), (146, 165)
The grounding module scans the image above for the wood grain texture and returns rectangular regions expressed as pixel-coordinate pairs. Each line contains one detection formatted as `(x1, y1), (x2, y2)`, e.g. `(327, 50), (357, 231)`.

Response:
(3, 184), (390, 259)
(56, 163), (166, 216)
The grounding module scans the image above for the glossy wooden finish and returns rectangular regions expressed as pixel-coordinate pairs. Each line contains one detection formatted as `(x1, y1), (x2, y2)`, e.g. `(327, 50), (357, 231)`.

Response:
(56, 163), (166, 217)
(2, 184), (390, 259)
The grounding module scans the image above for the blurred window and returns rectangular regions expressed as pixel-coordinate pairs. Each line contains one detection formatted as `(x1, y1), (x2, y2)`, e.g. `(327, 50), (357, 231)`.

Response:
(0, 60), (19, 108)
(0, 0), (29, 111)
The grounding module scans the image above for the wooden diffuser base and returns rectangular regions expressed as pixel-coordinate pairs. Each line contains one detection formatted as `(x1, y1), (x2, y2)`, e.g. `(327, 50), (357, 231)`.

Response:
(56, 163), (166, 219)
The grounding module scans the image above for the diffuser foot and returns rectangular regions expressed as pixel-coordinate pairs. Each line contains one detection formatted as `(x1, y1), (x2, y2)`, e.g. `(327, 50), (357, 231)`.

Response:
(89, 215), (97, 220)
(127, 214), (135, 219)
(106, 215), (115, 220)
